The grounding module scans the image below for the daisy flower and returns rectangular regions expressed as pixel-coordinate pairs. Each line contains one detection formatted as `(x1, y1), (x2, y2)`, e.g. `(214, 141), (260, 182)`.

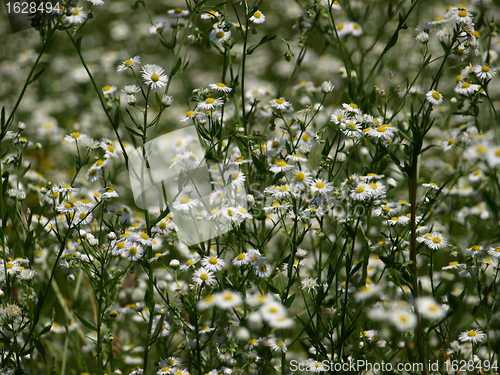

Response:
(342, 102), (361, 113)
(270, 98), (293, 111)
(416, 297), (446, 320)
(171, 196), (202, 212)
(209, 82), (232, 92)
(249, 10), (265, 24)
(454, 81), (479, 96)
(291, 170), (312, 187)
(448, 7), (473, 25)
(390, 309), (417, 332)
(141, 64), (169, 89)
(123, 244), (144, 261)
(487, 247), (500, 258)
(167, 8), (189, 17)
(214, 290), (243, 310)
(350, 183), (371, 201)
(458, 329), (487, 343)
(301, 277), (318, 292)
(201, 255), (225, 272)
(196, 97), (223, 111)
(260, 301), (287, 323)
(310, 179), (333, 194)
(102, 85), (117, 95)
(442, 261), (466, 271)
(465, 245), (483, 257)
(269, 160), (293, 174)
(254, 258), (272, 277)
(474, 64), (496, 81)
(286, 153), (307, 163)
(340, 121), (362, 137)
(117, 56), (141, 72)
(426, 90), (444, 105)
(232, 252), (250, 266)
(201, 10), (220, 20)
(65, 7), (87, 24)
(180, 110), (197, 122)
(193, 267), (217, 286)
(210, 27), (231, 45)
(422, 232), (448, 250)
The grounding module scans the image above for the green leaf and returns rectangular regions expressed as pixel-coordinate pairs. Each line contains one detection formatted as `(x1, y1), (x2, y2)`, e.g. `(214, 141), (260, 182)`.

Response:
(246, 35), (276, 55)
(171, 57), (182, 76)
(28, 67), (46, 85)
(75, 313), (96, 331)
(285, 293), (296, 307)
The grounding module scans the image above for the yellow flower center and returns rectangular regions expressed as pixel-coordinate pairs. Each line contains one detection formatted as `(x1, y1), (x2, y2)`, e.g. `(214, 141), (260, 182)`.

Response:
(151, 74), (160, 82)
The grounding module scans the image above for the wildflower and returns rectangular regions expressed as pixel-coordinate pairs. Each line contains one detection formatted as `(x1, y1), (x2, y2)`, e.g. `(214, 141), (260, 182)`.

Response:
(254, 258), (272, 277)
(390, 309), (417, 331)
(172, 196), (202, 212)
(249, 10), (265, 24)
(458, 329), (487, 343)
(350, 183), (371, 201)
(123, 244), (144, 261)
(65, 7), (87, 24)
(310, 179), (333, 194)
(465, 245), (483, 257)
(214, 290), (243, 309)
(141, 64), (169, 89)
(474, 64), (496, 81)
(269, 160), (293, 174)
(201, 10), (220, 20)
(232, 252), (250, 266)
(193, 267), (217, 286)
(102, 85), (116, 95)
(426, 90), (444, 105)
(416, 297), (446, 320)
(209, 82), (232, 92)
(421, 232), (448, 250)
(201, 255), (225, 272)
(196, 97), (223, 111)
(455, 81), (479, 96)
(301, 277), (318, 292)
(270, 98), (293, 112)
(210, 27), (231, 45)
(117, 56), (141, 72)
(167, 8), (189, 17)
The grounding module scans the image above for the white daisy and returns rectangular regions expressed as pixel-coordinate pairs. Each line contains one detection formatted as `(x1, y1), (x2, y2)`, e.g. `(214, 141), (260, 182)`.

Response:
(209, 82), (232, 92)
(249, 10), (265, 24)
(196, 97), (224, 111)
(416, 297), (446, 320)
(214, 290), (243, 310)
(117, 56), (141, 72)
(193, 267), (217, 286)
(65, 7), (87, 24)
(270, 98), (293, 112)
(201, 255), (225, 272)
(141, 64), (169, 89)
(426, 90), (444, 105)
(458, 329), (487, 343)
